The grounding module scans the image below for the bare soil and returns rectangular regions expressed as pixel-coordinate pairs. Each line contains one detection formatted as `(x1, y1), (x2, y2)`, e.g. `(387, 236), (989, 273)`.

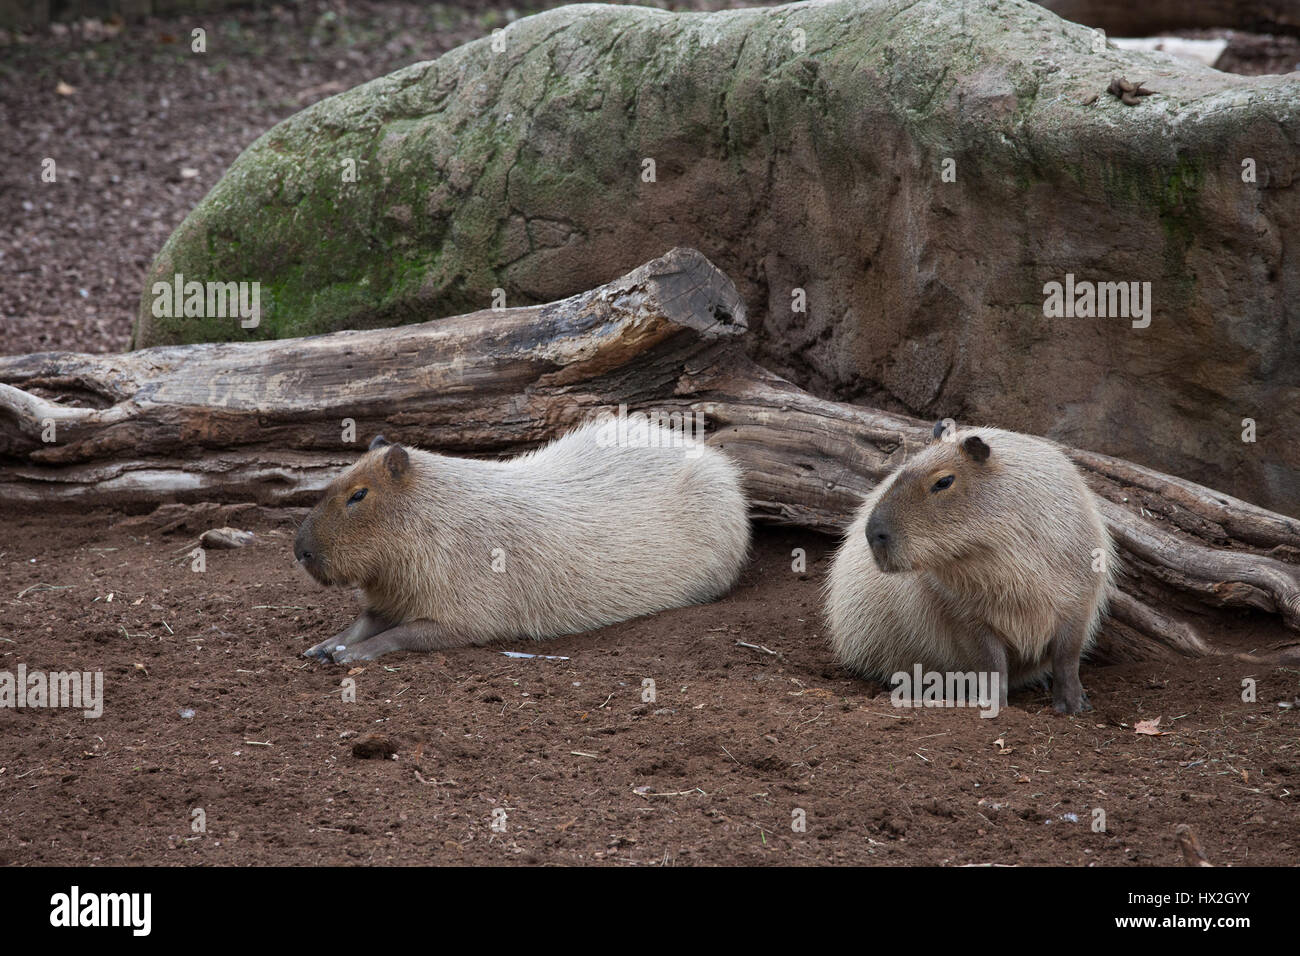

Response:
(1, 506), (1297, 866)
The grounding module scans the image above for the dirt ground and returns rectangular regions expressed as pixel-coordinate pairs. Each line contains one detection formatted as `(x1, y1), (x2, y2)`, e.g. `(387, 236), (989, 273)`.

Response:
(1, 505), (1297, 866)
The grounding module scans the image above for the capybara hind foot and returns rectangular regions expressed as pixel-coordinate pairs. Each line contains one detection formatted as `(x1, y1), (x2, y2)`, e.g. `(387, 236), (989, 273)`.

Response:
(328, 620), (461, 663)
(1053, 682), (1092, 715)
(303, 610), (390, 661)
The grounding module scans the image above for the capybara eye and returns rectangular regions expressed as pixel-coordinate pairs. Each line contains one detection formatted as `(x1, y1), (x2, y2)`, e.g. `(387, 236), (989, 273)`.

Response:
(930, 475), (955, 493)
(348, 488), (368, 505)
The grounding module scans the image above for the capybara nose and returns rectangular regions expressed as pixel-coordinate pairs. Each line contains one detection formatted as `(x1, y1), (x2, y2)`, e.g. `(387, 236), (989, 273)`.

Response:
(296, 547), (312, 563)
(866, 515), (889, 549)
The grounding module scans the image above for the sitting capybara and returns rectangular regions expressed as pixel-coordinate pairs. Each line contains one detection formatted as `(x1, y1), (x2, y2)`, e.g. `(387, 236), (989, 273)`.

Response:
(825, 421), (1113, 713)
(295, 420), (750, 663)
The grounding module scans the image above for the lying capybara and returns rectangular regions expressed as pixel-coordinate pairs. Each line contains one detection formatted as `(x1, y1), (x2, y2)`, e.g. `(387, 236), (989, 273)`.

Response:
(295, 421), (750, 663)
(825, 421), (1114, 714)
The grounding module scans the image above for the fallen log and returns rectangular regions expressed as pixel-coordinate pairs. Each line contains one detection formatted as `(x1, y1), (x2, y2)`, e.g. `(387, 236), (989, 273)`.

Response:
(2, 248), (1297, 662)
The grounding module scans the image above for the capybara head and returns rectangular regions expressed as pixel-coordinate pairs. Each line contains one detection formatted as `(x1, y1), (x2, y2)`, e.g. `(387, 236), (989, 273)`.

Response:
(865, 420), (994, 573)
(294, 435), (410, 587)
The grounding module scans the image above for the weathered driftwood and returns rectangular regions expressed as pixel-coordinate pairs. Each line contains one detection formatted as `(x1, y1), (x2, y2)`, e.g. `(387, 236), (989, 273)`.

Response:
(2, 248), (1297, 662)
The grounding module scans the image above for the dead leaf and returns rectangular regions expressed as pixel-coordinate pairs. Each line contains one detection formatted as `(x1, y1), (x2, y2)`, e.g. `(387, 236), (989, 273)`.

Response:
(795, 687), (836, 700)
(1135, 717), (1169, 736)
(993, 737), (1013, 754)
(346, 666), (365, 677)
(56, 80), (76, 96)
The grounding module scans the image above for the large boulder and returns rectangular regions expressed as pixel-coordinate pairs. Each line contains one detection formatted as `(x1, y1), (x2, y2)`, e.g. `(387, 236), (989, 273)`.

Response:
(134, 0), (1300, 515)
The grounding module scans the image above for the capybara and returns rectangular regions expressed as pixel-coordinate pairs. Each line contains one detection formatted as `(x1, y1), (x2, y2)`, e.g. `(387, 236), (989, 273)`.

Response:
(295, 420), (750, 662)
(825, 421), (1114, 713)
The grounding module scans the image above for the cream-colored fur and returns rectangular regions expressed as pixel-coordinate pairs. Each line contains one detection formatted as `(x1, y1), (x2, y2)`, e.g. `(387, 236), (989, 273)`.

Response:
(825, 426), (1114, 690)
(316, 421), (750, 645)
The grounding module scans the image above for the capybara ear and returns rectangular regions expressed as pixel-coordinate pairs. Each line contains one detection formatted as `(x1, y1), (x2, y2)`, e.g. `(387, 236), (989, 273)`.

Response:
(384, 443), (410, 478)
(369, 434), (390, 451)
(961, 435), (991, 463)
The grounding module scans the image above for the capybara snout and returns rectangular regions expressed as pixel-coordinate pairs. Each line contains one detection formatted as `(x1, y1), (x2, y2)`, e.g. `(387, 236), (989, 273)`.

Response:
(292, 518), (323, 583)
(864, 509), (896, 571)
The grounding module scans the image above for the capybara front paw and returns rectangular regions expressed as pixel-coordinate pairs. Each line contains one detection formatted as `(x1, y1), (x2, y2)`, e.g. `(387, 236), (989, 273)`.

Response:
(303, 640), (343, 662)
